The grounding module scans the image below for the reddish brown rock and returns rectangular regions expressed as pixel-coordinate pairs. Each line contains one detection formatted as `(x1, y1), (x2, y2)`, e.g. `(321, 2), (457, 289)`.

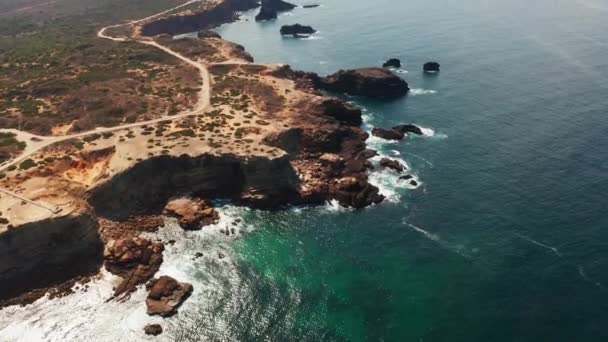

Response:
(164, 198), (219, 230)
(372, 128), (404, 141)
(146, 276), (193, 317)
(144, 324), (163, 336)
(380, 158), (406, 173)
(104, 237), (164, 297)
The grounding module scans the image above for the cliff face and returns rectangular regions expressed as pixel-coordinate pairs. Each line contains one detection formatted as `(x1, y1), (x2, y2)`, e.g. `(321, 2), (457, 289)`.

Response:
(88, 153), (300, 220)
(0, 214), (103, 308)
(141, 0), (260, 36)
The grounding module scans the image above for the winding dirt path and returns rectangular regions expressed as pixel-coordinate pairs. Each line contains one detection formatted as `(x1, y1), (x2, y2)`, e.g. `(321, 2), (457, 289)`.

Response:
(0, 0), (211, 173)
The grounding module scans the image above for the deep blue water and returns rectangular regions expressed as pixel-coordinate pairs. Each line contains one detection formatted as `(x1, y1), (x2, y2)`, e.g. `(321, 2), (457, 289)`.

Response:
(201, 0), (608, 340)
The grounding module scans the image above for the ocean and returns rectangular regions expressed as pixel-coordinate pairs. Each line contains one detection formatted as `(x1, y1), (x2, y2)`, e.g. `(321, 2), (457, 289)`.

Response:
(2, 0), (608, 341)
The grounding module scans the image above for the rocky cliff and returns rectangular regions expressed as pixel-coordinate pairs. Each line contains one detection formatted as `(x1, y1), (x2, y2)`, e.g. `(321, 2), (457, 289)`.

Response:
(0, 213), (103, 308)
(141, 0), (260, 36)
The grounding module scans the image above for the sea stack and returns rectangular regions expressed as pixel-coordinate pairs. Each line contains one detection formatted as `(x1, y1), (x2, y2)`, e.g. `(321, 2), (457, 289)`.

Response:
(280, 24), (317, 37)
(423, 61), (440, 73)
(383, 58), (401, 68)
(255, 0), (297, 21)
(318, 68), (409, 99)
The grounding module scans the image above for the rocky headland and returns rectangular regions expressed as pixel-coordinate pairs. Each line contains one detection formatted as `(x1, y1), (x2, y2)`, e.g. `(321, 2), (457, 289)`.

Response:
(0, 0), (419, 332)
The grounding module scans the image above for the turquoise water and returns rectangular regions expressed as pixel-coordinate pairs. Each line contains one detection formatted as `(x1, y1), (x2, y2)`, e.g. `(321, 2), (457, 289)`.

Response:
(188, 0), (608, 340)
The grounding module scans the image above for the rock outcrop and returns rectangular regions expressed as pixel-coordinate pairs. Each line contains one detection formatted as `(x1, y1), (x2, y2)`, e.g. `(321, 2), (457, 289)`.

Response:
(393, 124), (423, 135)
(423, 61), (440, 73)
(197, 30), (221, 39)
(146, 276), (193, 317)
(141, 0), (260, 36)
(164, 198), (219, 230)
(383, 58), (401, 68)
(319, 98), (363, 126)
(317, 68), (409, 99)
(144, 324), (163, 336)
(104, 237), (164, 297)
(255, 0), (296, 21)
(372, 128), (404, 141)
(380, 158), (406, 173)
(0, 214), (103, 308)
(280, 24), (317, 37)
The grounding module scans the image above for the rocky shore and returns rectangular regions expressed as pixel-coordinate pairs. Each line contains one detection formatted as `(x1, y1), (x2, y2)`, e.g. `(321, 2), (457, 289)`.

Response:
(0, 0), (417, 330)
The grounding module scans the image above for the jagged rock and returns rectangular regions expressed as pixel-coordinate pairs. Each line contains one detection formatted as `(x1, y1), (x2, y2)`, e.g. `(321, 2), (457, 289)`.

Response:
(358, 149), (378, 159)
(280, 24), (317, 37)
(164, 198), (219, 230)
(399, 175), (414, 181)
(393, 124), (423, 135)
(256, 0), (296, 21)
(144, 324), (163, 336)
(410, 180), (419, 187)
(423, 62), (440, 72)
(383, 58), (401, 68)
(104, 238), (164, 297)
(318, 68), (409, 99)
(146, 276), (192, 317)
(197, 30), (221, 39)
(372, 128), (404, 141)
(319, 98), (363, 126)
(380, 158), (406, 173)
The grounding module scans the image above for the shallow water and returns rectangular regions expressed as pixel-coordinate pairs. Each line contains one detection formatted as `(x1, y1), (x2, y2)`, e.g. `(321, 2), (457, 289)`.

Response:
(2, 0), (608, 341)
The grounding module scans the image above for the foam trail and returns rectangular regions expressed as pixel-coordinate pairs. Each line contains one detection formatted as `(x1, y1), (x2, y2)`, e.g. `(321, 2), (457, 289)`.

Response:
(513, 232), (562, 257)
(406, 222), (440, 242)
(407, 153), (434, 167)
(577, 266), (606, 290)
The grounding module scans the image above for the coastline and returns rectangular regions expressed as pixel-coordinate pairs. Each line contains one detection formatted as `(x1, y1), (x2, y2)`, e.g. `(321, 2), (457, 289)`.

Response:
(0, 0), (411, 328)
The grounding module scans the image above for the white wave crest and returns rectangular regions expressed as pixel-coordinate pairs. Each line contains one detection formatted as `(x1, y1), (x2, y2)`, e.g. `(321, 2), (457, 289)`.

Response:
(409, 88), (437, 96)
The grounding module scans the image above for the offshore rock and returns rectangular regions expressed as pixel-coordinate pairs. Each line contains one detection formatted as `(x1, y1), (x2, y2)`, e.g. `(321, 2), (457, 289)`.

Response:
(393, 124), (423, 135)
(423, 61), (441, 72)
(383, 58), (401, 68)
(255, 0), (296, 21)
(280, 24), (317, 37)
(144, 324), (163, 336)
(371, 127), (404, 141)
(146, 276), (193, 317)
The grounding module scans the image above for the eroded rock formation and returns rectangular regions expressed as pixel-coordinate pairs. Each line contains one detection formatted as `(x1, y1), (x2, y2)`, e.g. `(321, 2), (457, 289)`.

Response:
(318, 68), (409, 98)
(146, 276), (193, 317)
(383, 58), (401, 68)
(372, 127), (404, 141)
(280, 24), (317, 37)
(164, 197), (219, 230)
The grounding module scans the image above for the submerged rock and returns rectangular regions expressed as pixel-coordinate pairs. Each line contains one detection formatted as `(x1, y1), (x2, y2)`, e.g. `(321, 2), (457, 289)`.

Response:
(383, 58), (401, 68)
(423, 61), (440, 73)
(280, 24), (317, 37)
(318, 68), (409, 99)
(303, 4), (320, 8)
(144, 324), (163, 336)
(393, 124), (423, 135)
(371, 128), (404, 141)
(380, 158), (406, 173)
(146, 276), (193, 317)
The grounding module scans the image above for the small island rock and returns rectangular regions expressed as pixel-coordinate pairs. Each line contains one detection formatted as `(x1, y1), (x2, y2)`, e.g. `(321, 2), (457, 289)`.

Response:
(423, 62), (440, 73)
(280, 24), (317, 37)
(146, 276), (193, 317)
(383, 58), (401, 68)
(371, 128), (404, 141)
(144, 324), (163, 336)
(256, 0), (296, 21)
(393, 124), (423, 135)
